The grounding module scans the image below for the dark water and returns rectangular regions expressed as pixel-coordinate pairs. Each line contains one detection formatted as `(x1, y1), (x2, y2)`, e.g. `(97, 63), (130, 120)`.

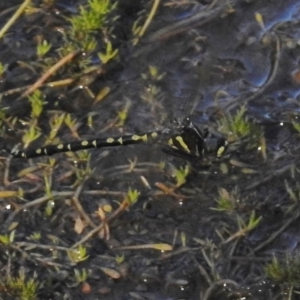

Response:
(1, 0), (300, 299)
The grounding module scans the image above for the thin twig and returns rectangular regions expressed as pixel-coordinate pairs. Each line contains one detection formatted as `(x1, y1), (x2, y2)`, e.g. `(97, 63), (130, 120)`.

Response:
(71, 198), (129, 248)
(0, 78), (75, 97)
(3, 189), (127, 229)
(0, 0), (31, 40)
(71, 179), (97, 228)
(17, 50), (80, 100)
(138, 0), (161, 38)
(253, 209), (300, 253)
(15, 241), (76, 252)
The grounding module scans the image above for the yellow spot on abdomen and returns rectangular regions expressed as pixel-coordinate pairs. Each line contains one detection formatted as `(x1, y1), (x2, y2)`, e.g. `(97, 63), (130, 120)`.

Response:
(131, 135), (140, 141)
(141, 134), (148, 142)
(81, 140), (89, 146)
(57, 144), (64, 150)
(132, 134), (148, 142)
(106, 138), (114, 143)
(151, 132), (158, 139)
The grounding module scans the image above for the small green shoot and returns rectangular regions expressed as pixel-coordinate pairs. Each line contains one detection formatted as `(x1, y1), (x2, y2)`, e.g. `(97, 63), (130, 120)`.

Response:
(45, 200), (55, 217)
(141, 66), (165, 107)
(173, 165), (190, 187)
(69, 0), (116, 34)
(98, 41), (118, 64)
(0, 106), (17, 135)
(72, 152), (92, 185)
(29, 232), (41, 241)
(127, 188), (140, 205)
(140, 84), (160, 104)
(242, 210), (261, 231)
(218, 105), (261, 142)
(64, 113), (79, 138)
(224, 210), (261, 244)
(28, 89), (45, 119)
(266, 253), (300, 287)
(78, 151), (92, 164)
(142, 65), (165, 81)
(67, 0), (117, 52)
(0, 230), (15, 245)
(37, 39), (52, 58)
(116, 109), (128, 127)
(116, 99), (131, 126)
(22, 124), (41, 148)
(213, 188), (236, 212)
(46, 114), (65, 143)
(72, 150), (92, 164)
(67, 245), (89, 263)
(115, 254), (125, 264)
(47, 157), (56, 168)
(74, 268), (88, 283)
(4, 269), (38, 300)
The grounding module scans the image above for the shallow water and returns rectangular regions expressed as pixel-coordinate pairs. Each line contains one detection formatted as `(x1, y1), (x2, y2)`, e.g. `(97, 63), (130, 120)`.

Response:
(1, 1), (300, 299)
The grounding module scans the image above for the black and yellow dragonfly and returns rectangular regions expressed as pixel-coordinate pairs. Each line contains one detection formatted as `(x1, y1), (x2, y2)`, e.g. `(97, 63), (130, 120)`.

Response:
(10, 117), (228, 160)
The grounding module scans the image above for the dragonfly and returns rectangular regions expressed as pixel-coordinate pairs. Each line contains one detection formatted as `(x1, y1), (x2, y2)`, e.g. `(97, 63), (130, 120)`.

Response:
(10, 117), (228, 160)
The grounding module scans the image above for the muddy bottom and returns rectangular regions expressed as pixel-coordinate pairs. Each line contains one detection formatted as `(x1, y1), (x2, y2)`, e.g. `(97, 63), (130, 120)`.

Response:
(1, 1), (300, 299)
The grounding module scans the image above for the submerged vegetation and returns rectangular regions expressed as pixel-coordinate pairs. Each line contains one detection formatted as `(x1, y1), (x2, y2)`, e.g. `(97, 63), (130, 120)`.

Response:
(0, 0), (299, 299)
(266, 253), (300, 287)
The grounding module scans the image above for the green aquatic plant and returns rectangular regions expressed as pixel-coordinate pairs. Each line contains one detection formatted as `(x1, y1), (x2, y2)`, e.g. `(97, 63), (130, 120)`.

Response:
(173, 164), (190, 187)
(98, 41), (118, 64)
(67, 0), (117, 52)
(36, 39), (52, 58)
(67, 245), (89, 263)
(127, 188), (140, 205)
(28, 89), (45, 119)
(74, 268), (88, 283)
(213, 188), (236, 212)
(218, 105), (261, 142)
(224, 210), (261, 244)
(22, 124), (41, 149)
(29, 232), (41, 241)
(69, 0), (116, 34)
(3, 269), (39, 300)
(0, 230), (15, 245)
(266, 253), (300, 287)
